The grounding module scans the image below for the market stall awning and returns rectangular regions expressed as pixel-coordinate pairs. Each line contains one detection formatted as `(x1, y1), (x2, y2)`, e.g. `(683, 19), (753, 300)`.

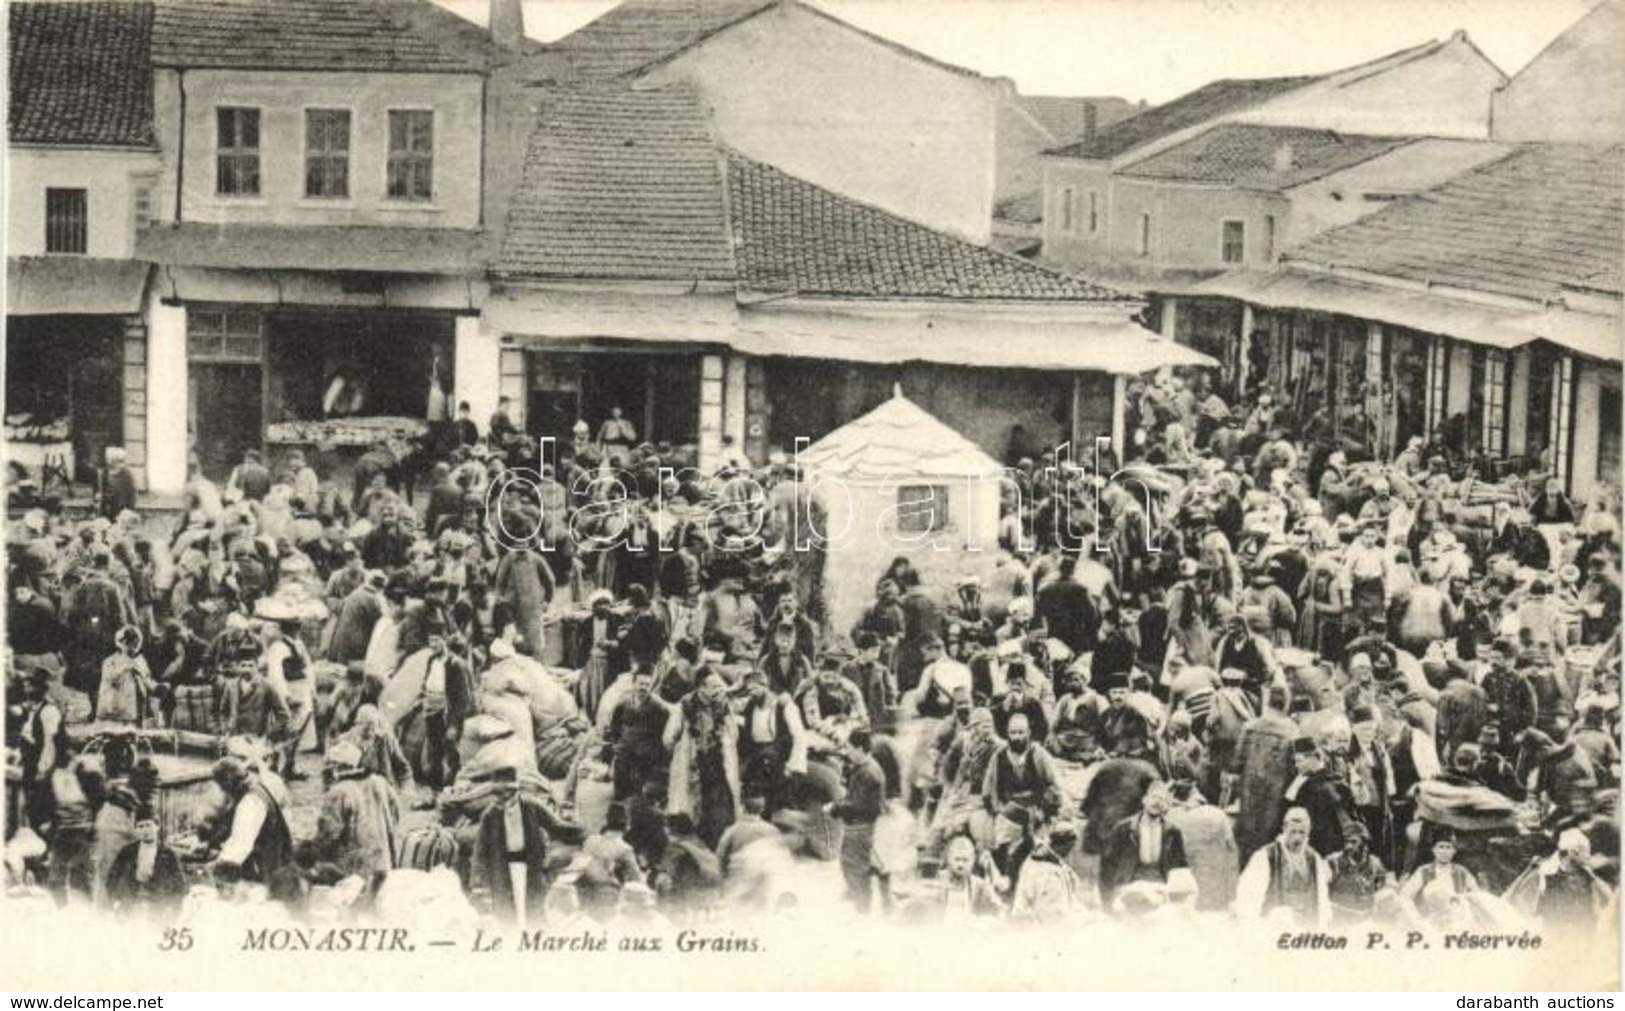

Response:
(1191, 269), (1531, 350)
(1504, 307), (1623, 363)
(484, 287), (741, 347)
(6, 256), (150, 316)
(735, 308), (1218, 374)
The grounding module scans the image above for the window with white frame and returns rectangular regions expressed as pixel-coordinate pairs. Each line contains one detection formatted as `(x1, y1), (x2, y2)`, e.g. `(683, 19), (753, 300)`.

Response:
(1087, 190), (1099, 233)
(1060, 187), (1076, 232)
(1263, 215), (1276, 262)
(387, 110), (435, 202)
(216, 107), (261, 197)
(1221, 220), (1246, 264)
(45, 188), (87, 254)
(896, 485), (949, 534)
(188, 308), (264, 361)
(1137, 212), (1152, 257)
(304, 109), (351, 199)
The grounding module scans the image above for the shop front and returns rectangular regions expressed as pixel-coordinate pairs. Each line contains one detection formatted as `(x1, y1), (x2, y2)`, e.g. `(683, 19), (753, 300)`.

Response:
(184, 303), (461, 483)
(4, 257), (150, 498)
(522, 345), (703, 451)
(764, 358), (1099, 468)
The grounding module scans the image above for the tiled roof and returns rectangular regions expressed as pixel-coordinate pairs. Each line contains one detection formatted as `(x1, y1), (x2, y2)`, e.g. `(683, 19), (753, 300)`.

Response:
(9, 1), (155, 147)
(493, 84), (736, 281)
(1046, 75), (1318, 160)
(1119, 123), (1414, 191)
(727, 154), (1126, 301)
(540, 0), (780, 80)
(150, 0), (488, 72)
(1286, 143), (1625, 302)
(135, 223), (486, 274)
(1015, 95), (1140, 144)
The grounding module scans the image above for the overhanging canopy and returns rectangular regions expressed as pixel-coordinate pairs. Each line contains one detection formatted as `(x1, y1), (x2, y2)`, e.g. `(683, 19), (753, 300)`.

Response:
(1192, 269), (1531, 350)
(6, 256), (149, 316)
(1504, 307), (1623, 364)
(735, 309), (1218, 374)
(486, 286), (1214, 375)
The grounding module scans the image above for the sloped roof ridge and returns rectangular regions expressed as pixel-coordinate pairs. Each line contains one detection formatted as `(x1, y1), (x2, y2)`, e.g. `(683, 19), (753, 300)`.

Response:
(723, 147), (1131, 301)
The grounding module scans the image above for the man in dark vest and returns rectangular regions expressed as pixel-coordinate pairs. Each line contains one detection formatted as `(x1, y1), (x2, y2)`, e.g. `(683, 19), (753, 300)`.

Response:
(209, 755), (295, 890)
(737, 668), (807, 815)
(1236, 807), (1331, 926)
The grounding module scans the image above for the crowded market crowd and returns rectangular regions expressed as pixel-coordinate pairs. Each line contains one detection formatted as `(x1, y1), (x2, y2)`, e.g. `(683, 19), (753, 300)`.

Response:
(4, 376), (1621, 937)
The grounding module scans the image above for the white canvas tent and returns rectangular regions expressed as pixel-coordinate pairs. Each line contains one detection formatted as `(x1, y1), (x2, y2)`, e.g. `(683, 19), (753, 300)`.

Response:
(799, 389), (1005, 635)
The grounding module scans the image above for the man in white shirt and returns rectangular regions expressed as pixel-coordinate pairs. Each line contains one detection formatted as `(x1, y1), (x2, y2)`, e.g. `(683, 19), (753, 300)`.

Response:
(263, 618), (314, 781)
(1235, 807), (1332, 927)
(363, 584), (404, 687)
(910, 635), (973, 718)
(210, 756), (294, 889)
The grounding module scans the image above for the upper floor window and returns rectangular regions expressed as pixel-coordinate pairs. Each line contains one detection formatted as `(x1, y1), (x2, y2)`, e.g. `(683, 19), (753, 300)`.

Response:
(1059, 187), (1075, 232)
(1138, 212), (1152, 257)
(387, 110), (435, 202)
(45, 188), (87, 254)
(304, 109), (351, 199)
(1087, 190), (1099, 234)
(216, 107), (261, 197)
(1222, 219), (1246, 264)
(1263, 215), (1276, 262)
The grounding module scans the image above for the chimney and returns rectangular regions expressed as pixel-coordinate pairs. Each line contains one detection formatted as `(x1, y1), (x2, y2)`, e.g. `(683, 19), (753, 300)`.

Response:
(1272, 143), (1296, 173)
(490, 0), (525, 49)
(1083, 103), (1099, 145)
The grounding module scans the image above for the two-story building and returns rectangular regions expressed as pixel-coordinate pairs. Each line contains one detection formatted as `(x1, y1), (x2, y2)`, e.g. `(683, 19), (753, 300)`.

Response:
(486, 82), (1213, 472)
(1191, 142), (1623, 498)
(1039, 33), (1507, 281)
(129, 0), (525, 494)
(7, 0), (162, 491)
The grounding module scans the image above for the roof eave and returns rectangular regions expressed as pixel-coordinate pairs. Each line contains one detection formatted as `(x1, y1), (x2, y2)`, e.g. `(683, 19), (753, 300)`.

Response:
(8, 140), (160, 153)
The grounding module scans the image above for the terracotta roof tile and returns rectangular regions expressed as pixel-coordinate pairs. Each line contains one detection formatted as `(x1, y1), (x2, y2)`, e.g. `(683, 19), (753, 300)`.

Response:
(727, 154), (1125, 301)
(151, 0), (486, 72)
(1047, 76), (1318, 161)
(1286, 143), (1625, 301)
(9, 1), (155, 148)
(1119, 123), (1414, 191)
(493, 84), (736, 281)
(540, 0), (779, 80)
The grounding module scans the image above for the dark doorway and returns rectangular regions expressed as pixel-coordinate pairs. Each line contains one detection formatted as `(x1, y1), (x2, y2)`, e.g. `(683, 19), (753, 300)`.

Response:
(191, 364), (263, 480)
(528, 389), (579, 442)
(5, 316), (125, 484)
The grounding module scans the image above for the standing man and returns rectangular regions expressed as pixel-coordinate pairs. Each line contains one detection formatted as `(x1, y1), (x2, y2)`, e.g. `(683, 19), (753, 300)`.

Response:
(453, 401), (480, 448)
(829, 728), (885, 914)
(489, 396), (518, 451)
(1099, 781), (1189, 908)
(1235, 807), (1332, 926)
(412, 615), (472, 809)
(605, 667), (673, 803)
(1284, 737), (1356, 860)
(100, 447), (138, 522)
